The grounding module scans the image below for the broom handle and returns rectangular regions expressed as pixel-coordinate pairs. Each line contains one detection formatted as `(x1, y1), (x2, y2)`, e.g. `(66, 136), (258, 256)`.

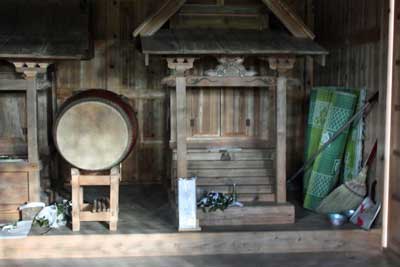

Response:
(364, 141), (378, 168)
(287, 91), (379, 184)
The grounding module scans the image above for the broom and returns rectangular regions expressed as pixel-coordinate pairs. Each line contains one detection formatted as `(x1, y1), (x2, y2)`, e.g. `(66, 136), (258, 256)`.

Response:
(316, 141), (377, 214)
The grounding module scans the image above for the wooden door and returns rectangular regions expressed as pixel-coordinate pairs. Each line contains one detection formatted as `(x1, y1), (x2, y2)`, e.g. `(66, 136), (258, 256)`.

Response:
(221, 88), (274, 140)
(188, 88), (221, 137)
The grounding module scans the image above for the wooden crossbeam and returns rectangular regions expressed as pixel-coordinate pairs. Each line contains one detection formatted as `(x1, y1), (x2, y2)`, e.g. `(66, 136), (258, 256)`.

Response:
(260, 0), (315, 39)
(133, 0), (186, 37)
(162, 76), (276, 87)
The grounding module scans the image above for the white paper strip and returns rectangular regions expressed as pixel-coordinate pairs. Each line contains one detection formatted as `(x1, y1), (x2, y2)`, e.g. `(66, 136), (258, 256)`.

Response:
(178, 177), (199, 231)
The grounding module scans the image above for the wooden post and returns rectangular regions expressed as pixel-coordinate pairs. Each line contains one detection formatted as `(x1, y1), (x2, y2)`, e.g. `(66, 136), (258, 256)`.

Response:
(71, 168), (80, 232)
(12, 62), (50, 203)
(79, 187), (84, 210)
(267, 57), (295, 204)
(166, 58), (195, 179)
(166, 58), (198, 231)
(176, 76), (188, 178)
(109, 166), (120, 231)
(276, 76), (287, 203)
(26, 79), (40, 202)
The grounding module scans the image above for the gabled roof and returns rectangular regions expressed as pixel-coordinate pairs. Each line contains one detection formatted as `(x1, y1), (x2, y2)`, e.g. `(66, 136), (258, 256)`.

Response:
(133, 0), (314, 39)
(141, 29), (327, 56)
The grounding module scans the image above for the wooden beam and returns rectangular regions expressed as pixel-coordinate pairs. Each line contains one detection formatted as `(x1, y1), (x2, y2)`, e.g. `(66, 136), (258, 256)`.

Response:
(261, 0), (315, 39)
(0, 79), (28, 91)
(177, 4), (265, 18)
(133, 0), (187, 37)
(0, 162), (40, 172)
(78, 176), (112, 186)
(0, 229), (381, 259)
(162, 76), (277, 87)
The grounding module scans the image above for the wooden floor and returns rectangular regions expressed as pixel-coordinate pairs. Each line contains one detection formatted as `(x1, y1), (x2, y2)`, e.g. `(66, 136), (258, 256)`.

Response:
(29, 185), (369, 235)
(0, 185), (382, 260)
(1, 252), (398, 267)
(30, 185), (176, 235)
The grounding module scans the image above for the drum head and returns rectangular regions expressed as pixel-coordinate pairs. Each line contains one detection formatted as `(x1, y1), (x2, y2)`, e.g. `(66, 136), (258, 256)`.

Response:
(55, 100), (130, 171)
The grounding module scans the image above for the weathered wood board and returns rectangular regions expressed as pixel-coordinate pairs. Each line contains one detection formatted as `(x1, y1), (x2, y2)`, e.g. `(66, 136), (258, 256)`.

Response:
(172, 148), (275, 203)
(0, 229), (381, 259)
(56, 0), (168, 184)
(197, 204), (294, 226)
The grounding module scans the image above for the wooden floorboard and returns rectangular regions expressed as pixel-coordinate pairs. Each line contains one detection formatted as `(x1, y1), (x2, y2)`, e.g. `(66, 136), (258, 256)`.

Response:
(0, 229), (381, 259)
(16, 185), (368, 235)
(1, 251), (398, 267)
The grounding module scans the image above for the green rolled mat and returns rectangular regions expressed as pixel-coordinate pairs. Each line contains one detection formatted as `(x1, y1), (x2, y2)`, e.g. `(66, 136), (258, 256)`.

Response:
(303, 90), (357, 211)
(340, 88), (366, 183)
(303, 88), (333, 194)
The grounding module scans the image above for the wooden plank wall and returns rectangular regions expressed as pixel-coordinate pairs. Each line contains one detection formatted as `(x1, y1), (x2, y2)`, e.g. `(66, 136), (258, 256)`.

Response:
(55, 0), (309, 185)
(313, 0), (389, 202)
(56, 0), (168, 184)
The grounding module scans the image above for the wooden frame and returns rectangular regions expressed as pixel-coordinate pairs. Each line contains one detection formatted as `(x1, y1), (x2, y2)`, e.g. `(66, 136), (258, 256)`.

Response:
(71, 166), (120, 232)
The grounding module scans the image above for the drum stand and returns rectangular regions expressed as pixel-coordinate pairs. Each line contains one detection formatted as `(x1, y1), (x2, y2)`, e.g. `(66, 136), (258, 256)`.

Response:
(71, 166), (120, 231)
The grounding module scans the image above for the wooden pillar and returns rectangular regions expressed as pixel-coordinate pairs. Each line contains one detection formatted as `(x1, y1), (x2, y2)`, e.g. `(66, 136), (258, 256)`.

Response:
(276, 76), (287, 203)
(166, 58), (198, 231)
(26, 79), (40, 202)
(12, 62), (50, 202)
(166, 58), (195, 179)
(267, 57), (295, 204)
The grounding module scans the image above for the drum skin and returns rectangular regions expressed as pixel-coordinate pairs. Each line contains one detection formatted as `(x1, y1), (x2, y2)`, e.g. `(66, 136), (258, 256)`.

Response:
(53, 89), (138, 171)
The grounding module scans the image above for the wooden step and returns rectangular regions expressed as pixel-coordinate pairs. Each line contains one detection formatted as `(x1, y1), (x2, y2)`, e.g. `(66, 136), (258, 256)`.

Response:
(197, 203), (294, 226)
(0, 228), (381, 260)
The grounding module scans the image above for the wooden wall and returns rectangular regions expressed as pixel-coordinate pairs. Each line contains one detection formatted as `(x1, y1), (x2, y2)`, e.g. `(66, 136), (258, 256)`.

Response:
(314, 0), (389, 201)
(55, 0), (169, 185)
(55, 0), (310, 186)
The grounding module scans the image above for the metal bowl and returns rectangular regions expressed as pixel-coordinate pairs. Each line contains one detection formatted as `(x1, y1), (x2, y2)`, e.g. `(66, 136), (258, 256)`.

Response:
(328, 213), (347, 226)
(343, 209), (355, 218)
